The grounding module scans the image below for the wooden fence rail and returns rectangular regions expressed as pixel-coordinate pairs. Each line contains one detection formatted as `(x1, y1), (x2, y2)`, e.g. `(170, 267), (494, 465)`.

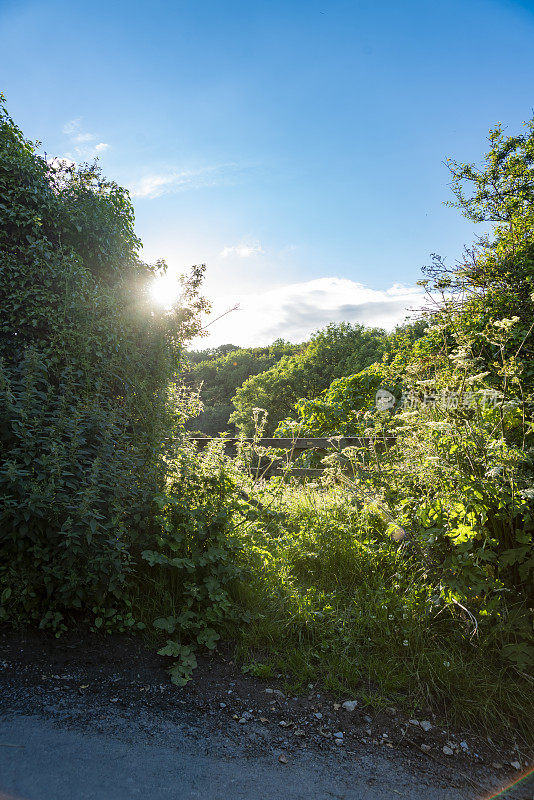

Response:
(188, 436), (395, 479)
(189, 436), (395, 450)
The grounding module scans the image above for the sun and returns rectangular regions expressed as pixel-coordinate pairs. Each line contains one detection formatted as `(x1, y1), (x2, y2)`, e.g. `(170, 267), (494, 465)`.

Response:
(149, 273), (180, 308)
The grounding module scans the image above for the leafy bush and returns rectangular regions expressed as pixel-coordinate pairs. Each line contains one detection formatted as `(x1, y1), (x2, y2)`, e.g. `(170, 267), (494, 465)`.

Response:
(380, 391), (533, 670)
(271, 116), (534, 674)
(0, 96), (206, 630)
(134, 443), (246, 683)
(0, 352), (134, 627)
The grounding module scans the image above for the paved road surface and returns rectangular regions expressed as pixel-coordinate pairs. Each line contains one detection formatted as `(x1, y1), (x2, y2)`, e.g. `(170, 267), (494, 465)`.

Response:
(0, 712), (474, 800)
(1, 631), (531, 800)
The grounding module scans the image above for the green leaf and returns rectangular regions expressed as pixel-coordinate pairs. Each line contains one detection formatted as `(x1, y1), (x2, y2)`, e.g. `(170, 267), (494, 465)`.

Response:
(153, 616), (177, 633)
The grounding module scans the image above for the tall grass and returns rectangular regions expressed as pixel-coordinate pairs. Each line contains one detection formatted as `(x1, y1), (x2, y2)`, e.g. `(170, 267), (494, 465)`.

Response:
(229, 482), (532, 742)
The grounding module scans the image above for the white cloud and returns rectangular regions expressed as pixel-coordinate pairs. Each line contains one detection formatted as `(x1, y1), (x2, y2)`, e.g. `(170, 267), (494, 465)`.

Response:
(73, 132), (95, 143)
(62, 118), (81, 135)
(129, 164), (237, 199)
(196, 277), (425, 348)
(130, 173), (183, 199)
(220, 240), (265, 259)
(61, 118), (109, 161)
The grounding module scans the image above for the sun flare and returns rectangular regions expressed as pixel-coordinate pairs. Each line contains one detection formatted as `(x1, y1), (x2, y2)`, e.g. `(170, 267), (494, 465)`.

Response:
(149, 274), (180, 308)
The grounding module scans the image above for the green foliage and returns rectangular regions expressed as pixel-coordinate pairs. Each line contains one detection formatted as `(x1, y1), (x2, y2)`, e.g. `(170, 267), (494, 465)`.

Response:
(446, 117), (534, 228)
(0, 352), (133, 625)
(274, 117), (534, 674)
(274, 321), (427, 438)
(184, 339), (299, 435)
(186, 340), (300, 405)
(278, 362), (395, 437)
(405, 119), (534, 661)
(135, 444), (245, 684)
(230, 323), (387, 435)
(382, 394), (533, 668)
(186, 343), (242, 364)
(0, 96), (206, 630)
(230, 484), (532, 740)
(2, 93), (532, 740)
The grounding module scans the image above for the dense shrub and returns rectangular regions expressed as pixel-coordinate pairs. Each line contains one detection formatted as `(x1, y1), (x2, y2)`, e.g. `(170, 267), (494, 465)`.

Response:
(274, 117), (534, 672)
(135, 442), (246, 683)
(230, 483), (533, 740)
(0, 353), (134, 627)
(0, 96), (206, 629)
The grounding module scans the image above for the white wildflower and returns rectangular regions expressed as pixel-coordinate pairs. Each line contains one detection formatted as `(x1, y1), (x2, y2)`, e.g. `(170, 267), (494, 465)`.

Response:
(425, 422), (452, 431)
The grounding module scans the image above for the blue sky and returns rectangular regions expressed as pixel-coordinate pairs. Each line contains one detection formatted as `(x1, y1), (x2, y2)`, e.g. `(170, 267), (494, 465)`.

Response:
(1, 0), (533, 346)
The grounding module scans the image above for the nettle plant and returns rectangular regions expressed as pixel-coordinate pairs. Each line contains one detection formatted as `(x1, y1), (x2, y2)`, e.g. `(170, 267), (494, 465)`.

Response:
(0, 96), (210, 633)
(139, 443), (246, 685)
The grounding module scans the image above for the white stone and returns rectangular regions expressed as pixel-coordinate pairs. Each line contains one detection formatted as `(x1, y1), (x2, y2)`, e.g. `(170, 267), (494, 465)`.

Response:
(443, 746), (454, 756)
(420, 721), (432, 732)
(342, 700), (358, 712)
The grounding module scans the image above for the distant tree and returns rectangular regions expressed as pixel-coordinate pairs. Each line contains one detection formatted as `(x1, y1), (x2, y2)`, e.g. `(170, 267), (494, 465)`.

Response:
(276, 320), (428, 437)
(229, 323), (387, 435)
(183, 340), (301, 435)
(417, 115), (534, 385)
(186, 344), (240, 365)
(277, 362), (392, 437)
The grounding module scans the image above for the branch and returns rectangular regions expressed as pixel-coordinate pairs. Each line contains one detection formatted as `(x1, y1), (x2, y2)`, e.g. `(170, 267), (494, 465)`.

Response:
(199, 303), (240, 332)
